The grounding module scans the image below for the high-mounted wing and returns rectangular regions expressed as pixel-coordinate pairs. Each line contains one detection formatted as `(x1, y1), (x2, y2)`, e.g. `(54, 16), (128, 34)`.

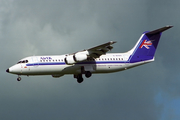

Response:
(87, 41), (116, 58)
(64, 41), (116, 65)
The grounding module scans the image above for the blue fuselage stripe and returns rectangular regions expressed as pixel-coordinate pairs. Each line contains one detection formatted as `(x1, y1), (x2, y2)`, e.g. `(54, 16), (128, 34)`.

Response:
(26, 61), (129, 66)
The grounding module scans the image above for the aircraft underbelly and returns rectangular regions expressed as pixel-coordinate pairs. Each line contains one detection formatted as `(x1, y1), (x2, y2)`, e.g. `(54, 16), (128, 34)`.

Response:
(94, 63), (126, 73)
(22, 65), (66, 75)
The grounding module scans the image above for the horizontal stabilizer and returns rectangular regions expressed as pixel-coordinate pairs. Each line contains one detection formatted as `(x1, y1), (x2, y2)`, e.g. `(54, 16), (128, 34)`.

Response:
(146, 25), (173, 35)
(129, 25), (173, 63)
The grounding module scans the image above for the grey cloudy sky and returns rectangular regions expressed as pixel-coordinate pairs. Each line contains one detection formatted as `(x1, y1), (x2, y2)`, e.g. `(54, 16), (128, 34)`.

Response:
(1, 0), (180, 120)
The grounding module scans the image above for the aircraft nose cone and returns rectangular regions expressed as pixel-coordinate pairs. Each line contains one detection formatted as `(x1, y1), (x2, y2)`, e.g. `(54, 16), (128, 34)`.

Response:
(6, 69), (9, 73)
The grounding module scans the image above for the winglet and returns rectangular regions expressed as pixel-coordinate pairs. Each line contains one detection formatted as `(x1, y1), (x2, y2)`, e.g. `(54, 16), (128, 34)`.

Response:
(146, 25), (173, 35)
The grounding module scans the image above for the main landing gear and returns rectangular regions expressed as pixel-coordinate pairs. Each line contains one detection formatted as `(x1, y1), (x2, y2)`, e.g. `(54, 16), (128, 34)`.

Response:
(85, 71), (92, 78)
(75, 74), (84, 83)
(74, 71), (92, 83)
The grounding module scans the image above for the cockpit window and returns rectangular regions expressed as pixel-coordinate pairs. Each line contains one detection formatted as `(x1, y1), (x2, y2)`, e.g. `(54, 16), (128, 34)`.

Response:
(17, 60), (28, 64)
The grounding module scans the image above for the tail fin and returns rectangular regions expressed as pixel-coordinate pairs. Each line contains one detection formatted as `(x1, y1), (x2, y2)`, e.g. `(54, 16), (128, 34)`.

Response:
(128, 26), (173, 63)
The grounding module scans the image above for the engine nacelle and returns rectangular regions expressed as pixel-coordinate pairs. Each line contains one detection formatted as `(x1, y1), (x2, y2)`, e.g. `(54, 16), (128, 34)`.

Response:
(64, 55), (76, 65)
(74, 53), (88, 62)
(64, 52), (88, 65)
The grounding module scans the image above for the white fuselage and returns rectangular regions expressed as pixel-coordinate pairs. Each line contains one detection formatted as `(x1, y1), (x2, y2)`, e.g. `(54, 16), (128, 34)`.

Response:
(6, 26), (172, 83)
(8, 53), (153, 77)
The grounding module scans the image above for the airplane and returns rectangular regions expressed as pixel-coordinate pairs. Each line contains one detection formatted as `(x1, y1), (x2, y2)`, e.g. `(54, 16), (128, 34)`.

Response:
(6, 26), (173, 83)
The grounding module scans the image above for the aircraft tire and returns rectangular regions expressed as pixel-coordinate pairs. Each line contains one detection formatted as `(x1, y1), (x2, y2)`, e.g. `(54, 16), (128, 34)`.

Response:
(77, 78), (83, 83)
(17, 77), (21, 81)
(85, 71), (92, 78)
(77, 74), (83, 83)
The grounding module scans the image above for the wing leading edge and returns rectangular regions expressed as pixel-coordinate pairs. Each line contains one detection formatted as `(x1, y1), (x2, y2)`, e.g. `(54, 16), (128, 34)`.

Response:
(87, 41), (117, 58)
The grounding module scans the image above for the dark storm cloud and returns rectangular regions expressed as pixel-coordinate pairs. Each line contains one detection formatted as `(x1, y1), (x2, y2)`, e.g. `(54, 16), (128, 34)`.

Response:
(145, 0), (180, 98)
(1, 0), (180, 120)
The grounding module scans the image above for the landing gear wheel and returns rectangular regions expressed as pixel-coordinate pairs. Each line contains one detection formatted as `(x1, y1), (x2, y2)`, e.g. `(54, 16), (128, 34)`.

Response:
(85, 71), (92, 78)
(77, 74), (83, 83)
(17, 77), (21, 81)
(77, 77), (84, 83)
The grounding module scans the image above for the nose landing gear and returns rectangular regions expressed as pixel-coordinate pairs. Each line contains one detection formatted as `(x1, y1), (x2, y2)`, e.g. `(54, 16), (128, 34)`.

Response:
(17, 76), (21, 81)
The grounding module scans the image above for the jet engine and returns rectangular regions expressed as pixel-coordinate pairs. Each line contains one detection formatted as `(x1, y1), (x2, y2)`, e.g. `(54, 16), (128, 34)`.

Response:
(74, 53), (87, 62)
(64, 52), (88, 65)
(64, 55), (75, 65)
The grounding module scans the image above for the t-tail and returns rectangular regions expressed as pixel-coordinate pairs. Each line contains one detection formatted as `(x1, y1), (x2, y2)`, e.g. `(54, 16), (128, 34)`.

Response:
(128, 25), (173, 63)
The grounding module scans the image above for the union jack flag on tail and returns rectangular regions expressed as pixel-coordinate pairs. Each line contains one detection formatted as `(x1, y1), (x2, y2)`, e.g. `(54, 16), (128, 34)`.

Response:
(128, 26), (173, 63)
(139, 40), (152, 49)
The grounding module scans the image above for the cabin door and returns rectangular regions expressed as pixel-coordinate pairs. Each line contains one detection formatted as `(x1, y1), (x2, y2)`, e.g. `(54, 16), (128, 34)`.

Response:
(32, 56), (39, 67)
